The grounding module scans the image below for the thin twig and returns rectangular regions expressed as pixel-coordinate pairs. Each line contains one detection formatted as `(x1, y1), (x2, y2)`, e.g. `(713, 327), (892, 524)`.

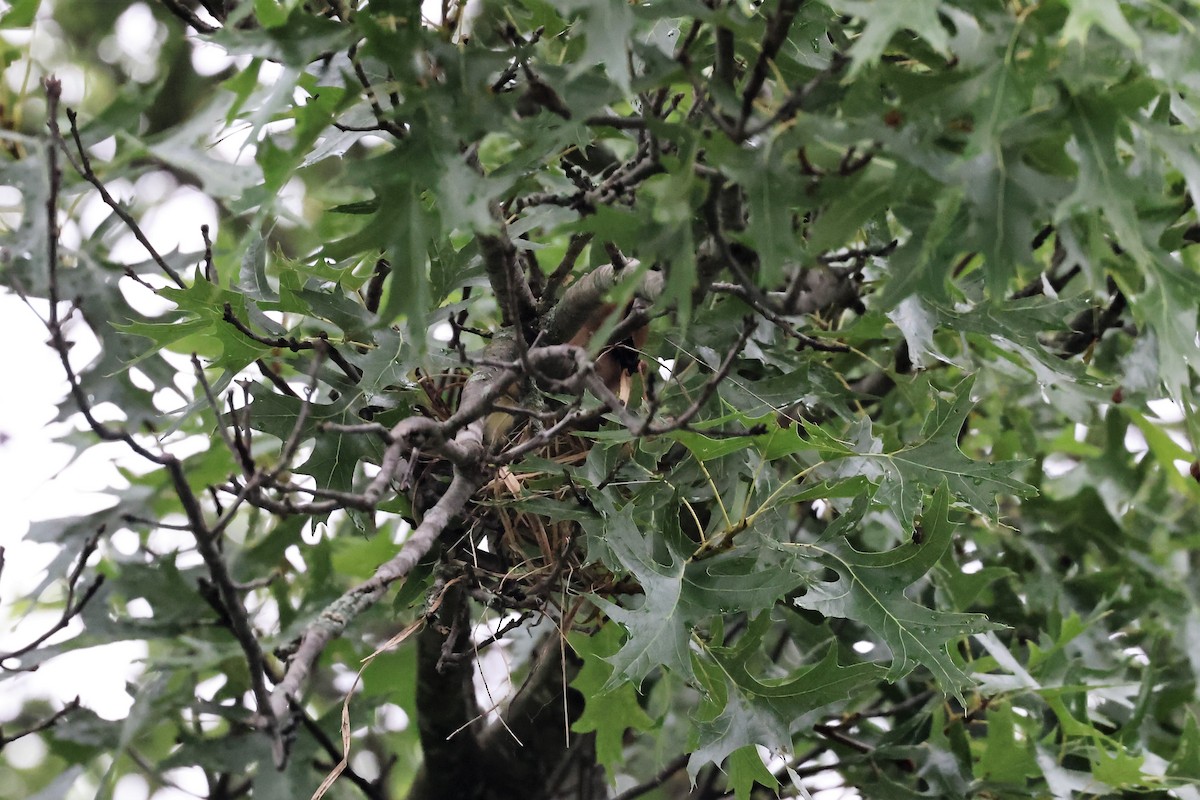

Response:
(737, 0), (803, 136)
(1058, 283), (1127, 357)
(57, 108), (186, 288)
(297, 708), (388, 800)
(813, 722), (874, 754)
(496, 403), (604, 465)
(45, 79), (280, 748)
(222, 302), (361, 382)
(0, 697), (83, 748)
(610, 754), (690, 800)
(743, 51), (849, 139)
(642, 317), (754, 435)
(0, 530), (105, 669)
(158, 0), (219, 32)
(277, 344), (329, 471)
(348, 42), (406, 139)
(695, 173), (847, 351)
(201, 224), (217, 284)
(257, 358), (301, 398)
(537, 231), (588, 311)
(225, 392), (256, 475)
(193, 355), (246, 475)
(164, 458), (280, 748)
(585, 115), (652, 130)
(364, 257), (390, 314)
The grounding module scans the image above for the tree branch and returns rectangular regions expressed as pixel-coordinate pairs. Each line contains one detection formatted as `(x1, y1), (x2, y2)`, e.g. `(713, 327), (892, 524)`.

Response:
(738, 0), (804, 136)
(267, 464), (483, 745)
(478, 227), (537, 333)
(0, 532), (104, 671)
(610, 754), (690, 800)
(158, 0), (220, 33)
(0, 698), (82, 749)
(55, 106), (187, 289)
(407, 579), (486, 797)
(263, 337), (526, 759)
(478, 635), (599, 799)
(541, 263), (663, 346)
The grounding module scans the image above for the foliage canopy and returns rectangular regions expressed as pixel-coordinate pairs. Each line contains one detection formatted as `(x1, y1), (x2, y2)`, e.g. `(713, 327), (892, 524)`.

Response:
(2, 0), (1200, 798)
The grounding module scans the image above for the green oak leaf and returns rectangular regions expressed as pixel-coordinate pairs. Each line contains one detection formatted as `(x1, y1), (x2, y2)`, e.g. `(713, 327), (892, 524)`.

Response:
(240, 384), (382, 496)
(784, 485), (997, 692)
(591, 499), (805, 686)
(0, 0), (39, 28)
(807, 376), (1035, 528)
(562, 0), (634, 93)
(148, 273), (275, 373)
(570, 624), (655, 779)
(590, 504), (692, 686)
(726, 746), (777, 800)
(975, 703), (1038, 784)
(689, 615), (886, 779)
(238, 232), (278, 301)
(1060, 93), (1149, 266)
(877, 185), (964, 309)
(825, 0), (950, 77)
(1061, 0), (1140, 51)
(1168, 713), (1200, 780)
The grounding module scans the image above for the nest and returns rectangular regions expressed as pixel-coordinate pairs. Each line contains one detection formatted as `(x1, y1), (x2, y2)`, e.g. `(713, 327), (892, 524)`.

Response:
(410, 368), (624, 623)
